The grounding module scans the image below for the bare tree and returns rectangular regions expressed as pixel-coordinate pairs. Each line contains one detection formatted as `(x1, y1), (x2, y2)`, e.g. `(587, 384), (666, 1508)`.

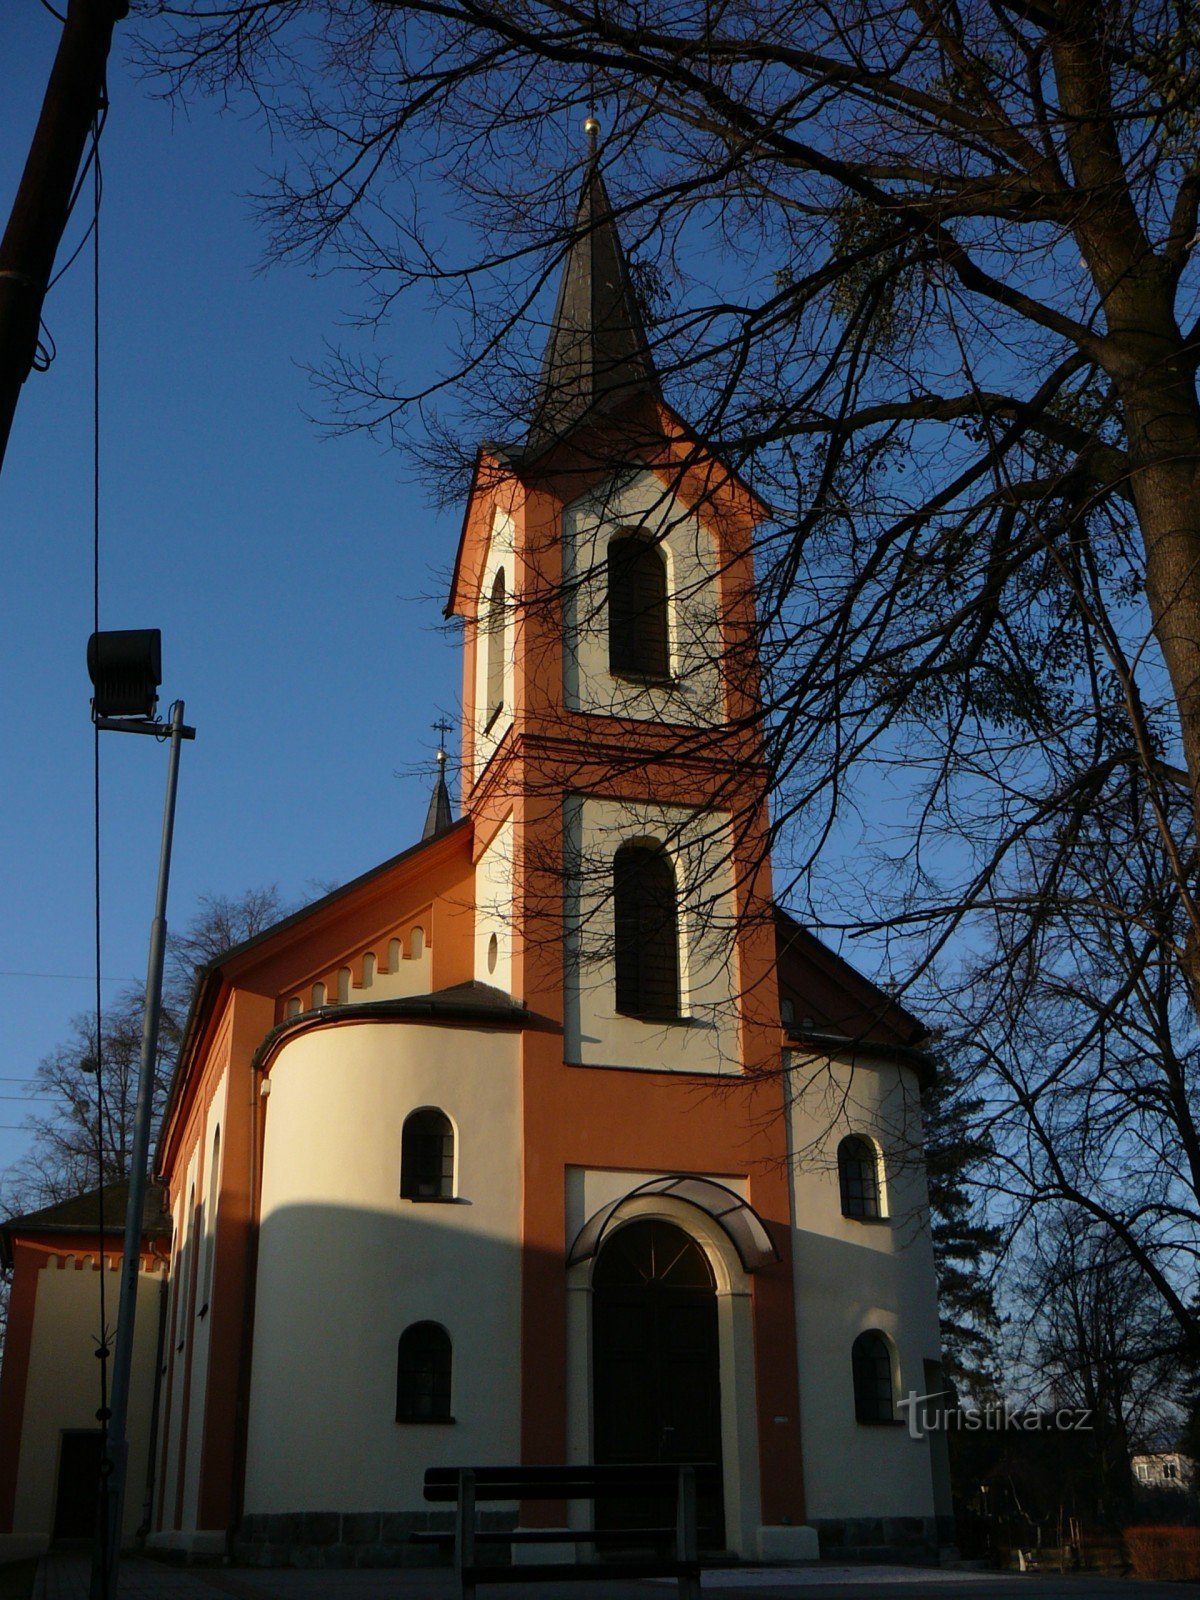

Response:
(133, 0), (1200, 1359)
(0, 885), (287, 1220)
(0, 886), (287, 1357)
(1013, 1211), (1185, 1522)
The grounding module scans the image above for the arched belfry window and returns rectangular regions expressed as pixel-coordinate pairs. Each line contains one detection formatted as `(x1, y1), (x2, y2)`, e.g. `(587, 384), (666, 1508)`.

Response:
(838, 1136), (883, 1220)
(852, 1330), (897, 1423)
(401, 1108), (455, 1200)
(613, 842), (681, 1020)
(396, 1322), (453, 1422)
(485, 568), (506, 731)
(608, 534), (670, 680)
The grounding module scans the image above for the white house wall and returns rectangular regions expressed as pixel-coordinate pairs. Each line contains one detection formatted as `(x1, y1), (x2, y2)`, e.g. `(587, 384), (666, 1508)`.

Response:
(562, 795), (740, 1072)
(561, 471), (725, 725)
(12, 1257), (163, 1551)
(786, 1049), (942, 1524)
(244, 1021), (522, 1516)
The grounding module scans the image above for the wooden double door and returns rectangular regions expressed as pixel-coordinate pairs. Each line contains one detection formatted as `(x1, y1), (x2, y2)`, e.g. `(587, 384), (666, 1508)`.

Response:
(591, 1219), (725, 1548)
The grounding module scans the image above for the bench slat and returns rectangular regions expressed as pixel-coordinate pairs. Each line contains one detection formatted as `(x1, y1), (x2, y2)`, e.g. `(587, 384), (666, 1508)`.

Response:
(424, 1463), (716, 1501)
(459, 1561), (700, 1585)
(413, 1526), (679, 1545)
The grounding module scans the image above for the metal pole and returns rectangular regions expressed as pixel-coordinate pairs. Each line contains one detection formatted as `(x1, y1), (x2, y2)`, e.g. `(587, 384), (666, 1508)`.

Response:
(91, 699), (186, 1600)
(0, 0), (128, 479)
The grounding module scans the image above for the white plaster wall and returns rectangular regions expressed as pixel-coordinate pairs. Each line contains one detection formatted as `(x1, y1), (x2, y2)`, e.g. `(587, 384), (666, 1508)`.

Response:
(158, 1149), (198, 1532)
(563, 1169), (762, 1558)
(563, 796), (740, 1072)
(561, 471), (724, 725)
(473, 816), (514, 993)
(178, 1070), (228, 1534)
(785, 1050), (942, 1522)
(12, 1258), (164, 1546)
(473, 507), (516, 780)
(244, 1021), (522, 1514)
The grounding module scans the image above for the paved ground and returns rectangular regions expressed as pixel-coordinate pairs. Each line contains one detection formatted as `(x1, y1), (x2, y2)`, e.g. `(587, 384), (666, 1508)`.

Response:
(31, 1552), (1200, 1600)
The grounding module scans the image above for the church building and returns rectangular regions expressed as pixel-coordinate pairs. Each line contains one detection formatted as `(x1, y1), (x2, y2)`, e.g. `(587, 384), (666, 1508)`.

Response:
(0, 141), (951, 1568)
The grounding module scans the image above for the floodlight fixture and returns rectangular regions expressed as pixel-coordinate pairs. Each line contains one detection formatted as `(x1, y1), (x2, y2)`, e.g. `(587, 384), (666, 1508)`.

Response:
(87, 628), (162, 721)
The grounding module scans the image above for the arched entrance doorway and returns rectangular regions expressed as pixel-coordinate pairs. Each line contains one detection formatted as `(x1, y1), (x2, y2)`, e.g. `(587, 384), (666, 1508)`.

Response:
(592, 1218), (724, 1546)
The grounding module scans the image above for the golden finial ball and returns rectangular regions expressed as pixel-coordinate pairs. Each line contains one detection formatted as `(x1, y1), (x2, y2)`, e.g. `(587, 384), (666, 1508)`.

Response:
(583, 116), (601, 140)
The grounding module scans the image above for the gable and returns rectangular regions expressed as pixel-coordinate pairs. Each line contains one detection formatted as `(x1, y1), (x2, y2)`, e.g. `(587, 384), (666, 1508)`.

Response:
(774, 907), (930, 1072)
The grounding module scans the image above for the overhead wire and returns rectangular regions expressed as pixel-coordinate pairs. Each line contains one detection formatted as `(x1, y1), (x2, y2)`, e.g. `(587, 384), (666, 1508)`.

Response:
(88, 100), (113, 1600)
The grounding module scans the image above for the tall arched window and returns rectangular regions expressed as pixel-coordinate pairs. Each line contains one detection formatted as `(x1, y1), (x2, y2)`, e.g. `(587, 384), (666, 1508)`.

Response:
(396, 1322), (453, 1423)
(401, 1108), (455, 1200)
(838, 1135), (883, 1220)
(852, 1330), (897, 1423)
(608, 534), (669, 679)
(201, 1125), (221, 1310)
(613, 843), (681, 1020)
(485, 568), (506, 731)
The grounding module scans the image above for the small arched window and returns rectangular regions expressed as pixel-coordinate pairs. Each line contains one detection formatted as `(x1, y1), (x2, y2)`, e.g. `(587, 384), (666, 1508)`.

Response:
(852, 1330), (896, 1423)
(608, 534), (669, 680)
(485, 568), (506, 731)
(396, 1322), (453, 1423)
(401, 1108), (455, 1200)
(613, 843), (681, 1020)
(838, 1136), (882, 1219)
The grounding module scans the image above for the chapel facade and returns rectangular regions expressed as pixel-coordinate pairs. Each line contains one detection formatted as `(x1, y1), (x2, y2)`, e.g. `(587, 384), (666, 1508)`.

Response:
(0, 146), (951, 1567)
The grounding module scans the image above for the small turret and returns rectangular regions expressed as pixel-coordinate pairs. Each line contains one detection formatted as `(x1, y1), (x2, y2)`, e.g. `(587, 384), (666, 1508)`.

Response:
(422, 722), (455, 840)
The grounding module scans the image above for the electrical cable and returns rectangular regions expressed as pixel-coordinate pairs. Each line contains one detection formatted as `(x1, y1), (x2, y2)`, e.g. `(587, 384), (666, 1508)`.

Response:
(89, 106), (112, 1600)
(37, 0), (67, 20)
(47, 105), (106, 293)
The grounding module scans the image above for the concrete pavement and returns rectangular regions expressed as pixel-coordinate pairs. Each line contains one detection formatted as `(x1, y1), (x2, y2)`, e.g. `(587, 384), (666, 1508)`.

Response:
(32, 1552), (1200, 1600)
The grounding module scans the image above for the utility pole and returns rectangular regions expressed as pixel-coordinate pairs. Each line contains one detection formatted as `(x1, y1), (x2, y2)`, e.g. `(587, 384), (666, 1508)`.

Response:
(0, 0), (128, 479)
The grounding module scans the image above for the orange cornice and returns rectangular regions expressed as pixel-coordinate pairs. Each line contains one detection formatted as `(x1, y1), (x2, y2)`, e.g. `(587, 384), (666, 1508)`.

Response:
(156, 820), (475, 1171)
(648, 400), (772, 527)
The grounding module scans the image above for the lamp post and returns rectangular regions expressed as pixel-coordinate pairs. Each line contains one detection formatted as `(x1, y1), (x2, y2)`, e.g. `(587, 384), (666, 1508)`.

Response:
(86, 630), (194, 1600)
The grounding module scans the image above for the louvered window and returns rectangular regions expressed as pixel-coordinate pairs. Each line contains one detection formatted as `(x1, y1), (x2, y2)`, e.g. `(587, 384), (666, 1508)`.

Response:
(396, 1322), (453, 1422)
(838, 1135), (882, 1219)
(852, 1331), (896, 1423)
(485, 568), (506, 731)
(613, 843), (681, 1019)
(608, 534), (670, 679)
(401, 1108), (455, 1200)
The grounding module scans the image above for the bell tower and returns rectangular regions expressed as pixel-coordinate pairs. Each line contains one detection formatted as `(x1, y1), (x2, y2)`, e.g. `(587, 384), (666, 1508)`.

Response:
(447, 131), (778, 1076)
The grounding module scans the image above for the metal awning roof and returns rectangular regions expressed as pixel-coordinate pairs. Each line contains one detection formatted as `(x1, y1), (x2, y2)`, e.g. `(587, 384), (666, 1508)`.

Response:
(566, 1175), (779, 1274)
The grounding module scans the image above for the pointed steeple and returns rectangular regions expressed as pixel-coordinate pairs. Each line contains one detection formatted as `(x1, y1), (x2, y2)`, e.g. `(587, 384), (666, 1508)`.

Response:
(526, 121), (660, 457)
(422, 725), (455, 840)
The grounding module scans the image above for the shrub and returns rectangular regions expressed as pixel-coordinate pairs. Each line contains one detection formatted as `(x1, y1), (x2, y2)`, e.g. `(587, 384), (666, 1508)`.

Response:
(1124, 1526), (1200, 1581)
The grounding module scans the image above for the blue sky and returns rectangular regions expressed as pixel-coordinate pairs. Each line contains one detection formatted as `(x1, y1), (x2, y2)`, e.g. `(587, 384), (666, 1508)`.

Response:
(0, 7), (473, 1181)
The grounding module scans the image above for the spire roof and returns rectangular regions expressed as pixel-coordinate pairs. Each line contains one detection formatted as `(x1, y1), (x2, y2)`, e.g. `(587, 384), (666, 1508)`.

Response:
(526, 142), (660, 457)
(422, 739), (455, 841)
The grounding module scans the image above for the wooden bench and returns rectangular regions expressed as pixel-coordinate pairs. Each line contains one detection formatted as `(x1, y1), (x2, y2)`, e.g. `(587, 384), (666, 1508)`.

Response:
(422, 1463), (710, 1599)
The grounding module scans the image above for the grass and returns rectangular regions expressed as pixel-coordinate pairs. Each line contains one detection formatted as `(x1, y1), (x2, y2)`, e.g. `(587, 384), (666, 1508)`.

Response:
(1124, 1525), (1200, 1582)
(0, 1560), (37, 1600)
